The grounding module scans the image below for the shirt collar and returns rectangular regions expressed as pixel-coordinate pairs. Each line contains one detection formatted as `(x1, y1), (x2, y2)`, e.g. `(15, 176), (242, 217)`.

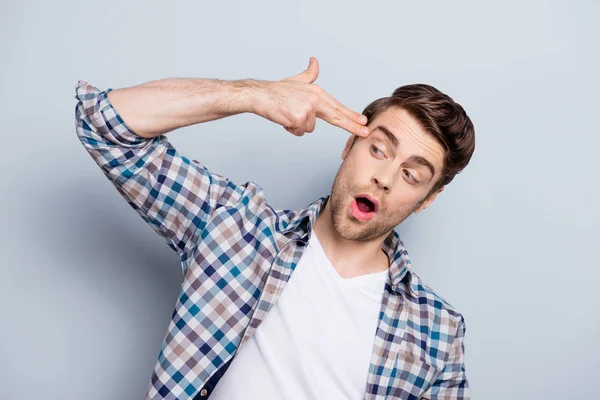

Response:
(284, 195), (418, 297)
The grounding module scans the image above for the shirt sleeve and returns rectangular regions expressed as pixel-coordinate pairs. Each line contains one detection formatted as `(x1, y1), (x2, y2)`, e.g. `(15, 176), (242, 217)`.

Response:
(74, 80), (254, 257)
(421, 316), (470, 399)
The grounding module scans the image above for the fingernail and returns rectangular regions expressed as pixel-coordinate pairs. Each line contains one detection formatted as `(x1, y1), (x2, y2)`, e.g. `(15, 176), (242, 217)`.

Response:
(360, 127), (369, 135)
(359, 115), (367, 124)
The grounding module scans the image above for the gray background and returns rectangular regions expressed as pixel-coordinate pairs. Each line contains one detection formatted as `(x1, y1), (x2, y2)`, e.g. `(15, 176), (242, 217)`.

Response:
(1, 1), (598, 399)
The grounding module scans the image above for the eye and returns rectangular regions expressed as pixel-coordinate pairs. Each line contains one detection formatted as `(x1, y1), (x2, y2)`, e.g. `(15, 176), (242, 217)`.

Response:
(371, 145), (385, 158)
(403, 170), (418, 183)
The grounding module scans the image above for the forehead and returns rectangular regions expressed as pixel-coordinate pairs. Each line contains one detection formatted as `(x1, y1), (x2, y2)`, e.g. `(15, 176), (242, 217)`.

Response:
(369, 107), (446, 173)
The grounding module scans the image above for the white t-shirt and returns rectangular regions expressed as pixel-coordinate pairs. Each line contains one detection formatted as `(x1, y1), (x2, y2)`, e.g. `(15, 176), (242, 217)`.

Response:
(210, 231), (389, 400)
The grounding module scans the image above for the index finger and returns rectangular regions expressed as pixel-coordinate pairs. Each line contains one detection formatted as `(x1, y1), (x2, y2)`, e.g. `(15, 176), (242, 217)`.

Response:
(317, 101), (370, 137)
(317, 87), (368, 126)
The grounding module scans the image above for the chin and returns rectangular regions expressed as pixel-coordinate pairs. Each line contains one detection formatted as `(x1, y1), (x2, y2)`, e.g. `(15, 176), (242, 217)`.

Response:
(332, 213), (380, 242)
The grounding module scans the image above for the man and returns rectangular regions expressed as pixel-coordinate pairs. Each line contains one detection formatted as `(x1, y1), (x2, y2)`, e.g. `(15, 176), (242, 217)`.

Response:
(74, 57), (475, 400)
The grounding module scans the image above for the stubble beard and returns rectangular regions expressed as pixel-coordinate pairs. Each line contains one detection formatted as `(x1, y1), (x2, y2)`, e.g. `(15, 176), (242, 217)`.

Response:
(328, 160), (418, 242)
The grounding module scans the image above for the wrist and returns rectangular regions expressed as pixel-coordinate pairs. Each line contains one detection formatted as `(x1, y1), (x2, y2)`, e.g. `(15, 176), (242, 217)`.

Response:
(233, 79), (267, 116)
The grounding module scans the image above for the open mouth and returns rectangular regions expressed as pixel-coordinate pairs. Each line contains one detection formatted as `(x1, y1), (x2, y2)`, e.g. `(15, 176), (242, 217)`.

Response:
(355, 196), (376, 213)
(350, 194), (378, 222)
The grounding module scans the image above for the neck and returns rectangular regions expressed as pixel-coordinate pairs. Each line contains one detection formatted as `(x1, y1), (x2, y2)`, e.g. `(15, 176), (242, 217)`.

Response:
(312, 200), (390, 279)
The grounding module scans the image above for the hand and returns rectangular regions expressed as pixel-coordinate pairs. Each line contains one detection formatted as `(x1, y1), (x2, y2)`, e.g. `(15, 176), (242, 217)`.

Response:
(249, 57), (370, 137)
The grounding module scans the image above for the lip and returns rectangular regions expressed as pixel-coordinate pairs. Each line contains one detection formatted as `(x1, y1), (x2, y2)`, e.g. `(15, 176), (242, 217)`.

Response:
(349, 193), (380, 222)
(354, 193), (380, 213)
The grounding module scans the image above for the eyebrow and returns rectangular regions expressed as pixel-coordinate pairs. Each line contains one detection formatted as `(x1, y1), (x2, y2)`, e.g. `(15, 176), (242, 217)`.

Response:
(375, 125), (399, 149)
(373, 125), (436, 178)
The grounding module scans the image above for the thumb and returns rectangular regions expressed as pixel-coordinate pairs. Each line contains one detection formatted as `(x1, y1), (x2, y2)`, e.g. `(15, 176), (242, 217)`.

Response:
(286, 57), (319, 84)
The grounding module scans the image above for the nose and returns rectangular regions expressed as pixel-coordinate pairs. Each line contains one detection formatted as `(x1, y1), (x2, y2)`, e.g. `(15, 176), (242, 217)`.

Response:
(372, 174), (391, 194)
(372, 162), (396, 194)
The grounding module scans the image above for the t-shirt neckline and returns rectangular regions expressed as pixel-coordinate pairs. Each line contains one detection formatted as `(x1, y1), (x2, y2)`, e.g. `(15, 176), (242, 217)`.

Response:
(308, 230), (389, 286)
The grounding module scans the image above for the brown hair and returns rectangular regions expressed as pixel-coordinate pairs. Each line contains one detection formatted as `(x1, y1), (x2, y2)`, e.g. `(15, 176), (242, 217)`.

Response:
(353, 84), (475, 195)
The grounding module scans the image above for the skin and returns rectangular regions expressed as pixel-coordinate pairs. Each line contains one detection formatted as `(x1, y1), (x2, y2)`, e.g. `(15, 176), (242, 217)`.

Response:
(313, 107), (446, 279)
(108, 57), (370, 139)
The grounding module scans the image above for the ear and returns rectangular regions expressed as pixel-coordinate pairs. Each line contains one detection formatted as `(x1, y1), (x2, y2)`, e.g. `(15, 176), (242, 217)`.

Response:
(342, 135), (358, 160)
(414, 186), (444, 214)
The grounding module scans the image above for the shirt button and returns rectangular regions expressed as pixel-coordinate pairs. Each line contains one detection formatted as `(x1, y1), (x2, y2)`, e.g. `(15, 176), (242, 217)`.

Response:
(200, 388), (208, 397)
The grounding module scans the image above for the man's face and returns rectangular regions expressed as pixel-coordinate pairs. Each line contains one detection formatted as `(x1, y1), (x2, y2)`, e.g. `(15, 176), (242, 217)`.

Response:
(329, 107), (446, 241)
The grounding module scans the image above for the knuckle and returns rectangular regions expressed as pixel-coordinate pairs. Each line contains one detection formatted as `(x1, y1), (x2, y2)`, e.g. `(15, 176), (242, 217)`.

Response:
(292, 112), (305, 124)
(305, 103), (315, 115)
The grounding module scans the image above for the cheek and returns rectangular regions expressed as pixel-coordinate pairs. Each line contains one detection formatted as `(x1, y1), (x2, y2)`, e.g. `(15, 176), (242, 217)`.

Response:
(384, 193), (423, 213)
(339, 155), (366, 182)
(348, 151), (378, 179)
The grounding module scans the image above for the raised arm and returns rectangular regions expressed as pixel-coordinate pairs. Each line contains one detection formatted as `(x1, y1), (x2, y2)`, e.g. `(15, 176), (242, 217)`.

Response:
(74, 58), (368, 261)
(106, 57), (370, 139)
(105, 78), (256, 139)
(75, 81), (253, 258)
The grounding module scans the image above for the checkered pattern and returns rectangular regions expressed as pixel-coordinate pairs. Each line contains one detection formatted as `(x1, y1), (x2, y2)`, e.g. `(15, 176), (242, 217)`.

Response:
(74, 81), (469, 399)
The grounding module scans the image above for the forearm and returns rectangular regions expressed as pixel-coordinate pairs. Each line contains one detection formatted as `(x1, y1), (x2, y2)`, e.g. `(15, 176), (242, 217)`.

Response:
(107, 78), (260, 138)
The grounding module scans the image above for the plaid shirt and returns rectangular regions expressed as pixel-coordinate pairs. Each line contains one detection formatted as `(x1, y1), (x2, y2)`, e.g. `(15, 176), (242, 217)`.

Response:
(74, 81), (469, 400)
